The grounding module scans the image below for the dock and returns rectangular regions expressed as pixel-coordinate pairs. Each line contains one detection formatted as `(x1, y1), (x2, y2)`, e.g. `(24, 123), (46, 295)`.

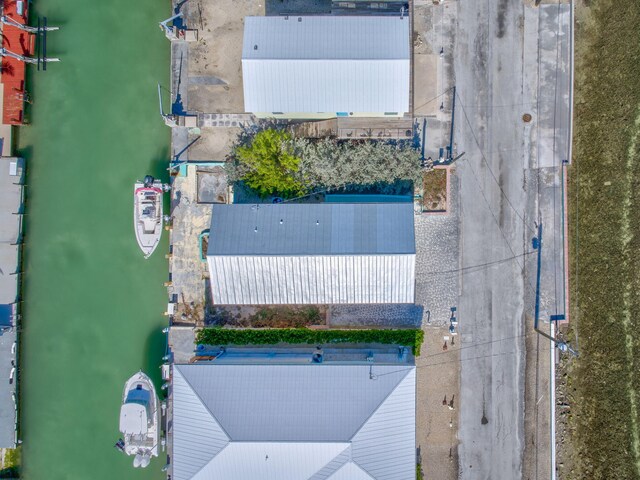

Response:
(0, 1), (33, 125)
(0, 157), (24, 448)
(167, 163), (229, 324)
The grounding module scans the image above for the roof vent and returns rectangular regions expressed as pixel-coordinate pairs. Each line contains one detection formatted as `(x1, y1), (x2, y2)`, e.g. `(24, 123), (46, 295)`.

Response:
(312, 346), (324, 363)
(254, 44), (258, 50)
(298, 17), (302, 22)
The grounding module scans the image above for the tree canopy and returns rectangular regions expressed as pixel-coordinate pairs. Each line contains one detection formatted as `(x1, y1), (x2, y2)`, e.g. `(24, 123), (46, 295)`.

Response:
(226, 127), (425, 198)
(231, 129), (306, 198)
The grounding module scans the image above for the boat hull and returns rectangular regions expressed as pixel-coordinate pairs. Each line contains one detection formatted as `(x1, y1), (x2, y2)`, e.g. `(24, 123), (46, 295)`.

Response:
(134, 181), (164, 259)
(119, 371), (160, 467)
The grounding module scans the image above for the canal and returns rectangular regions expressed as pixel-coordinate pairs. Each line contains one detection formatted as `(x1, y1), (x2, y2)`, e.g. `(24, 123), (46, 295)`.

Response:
(17, 0), (170, 478)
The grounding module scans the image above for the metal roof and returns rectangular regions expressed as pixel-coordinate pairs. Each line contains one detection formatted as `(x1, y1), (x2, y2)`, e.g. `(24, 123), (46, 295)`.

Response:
(242, 16), (409, 60)
(242, 16), (410, 114)
(171, 364), (416, 480)
(206, 203), (416, 304)
(208, 203), (415, 256)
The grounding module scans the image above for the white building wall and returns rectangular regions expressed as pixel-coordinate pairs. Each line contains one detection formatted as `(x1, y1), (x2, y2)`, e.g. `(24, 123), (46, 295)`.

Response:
(207, 254), (415, 305)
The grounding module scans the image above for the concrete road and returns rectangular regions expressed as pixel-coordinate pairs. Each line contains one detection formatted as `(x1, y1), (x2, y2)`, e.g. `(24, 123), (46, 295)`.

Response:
(453, 1), (571, 479)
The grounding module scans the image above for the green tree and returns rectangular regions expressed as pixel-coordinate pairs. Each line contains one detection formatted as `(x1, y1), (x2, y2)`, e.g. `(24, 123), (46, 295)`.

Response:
(293, 138), (424, 194)
(232, 129), (306, 198)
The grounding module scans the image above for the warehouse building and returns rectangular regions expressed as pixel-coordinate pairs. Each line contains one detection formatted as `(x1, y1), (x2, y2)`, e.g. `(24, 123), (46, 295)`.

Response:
(206, 203), (416, 305)
(241, 16), (410, 119)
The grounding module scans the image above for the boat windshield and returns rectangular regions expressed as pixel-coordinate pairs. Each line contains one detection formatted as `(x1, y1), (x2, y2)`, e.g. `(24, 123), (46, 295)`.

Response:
(126, 384), (151, 406)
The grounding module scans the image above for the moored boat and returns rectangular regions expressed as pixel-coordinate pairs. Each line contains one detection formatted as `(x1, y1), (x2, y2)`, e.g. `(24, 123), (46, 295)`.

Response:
(117, 371), (160, 468)
(134, 175), (167, 259)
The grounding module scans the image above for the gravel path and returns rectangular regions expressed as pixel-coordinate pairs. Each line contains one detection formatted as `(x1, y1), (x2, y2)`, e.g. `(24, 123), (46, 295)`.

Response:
(415, 173), (461, 327)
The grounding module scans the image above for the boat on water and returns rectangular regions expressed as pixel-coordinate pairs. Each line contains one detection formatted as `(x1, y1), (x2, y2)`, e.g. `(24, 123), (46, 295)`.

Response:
(117, 371), (160, 468)
(134, 175), (168, 259)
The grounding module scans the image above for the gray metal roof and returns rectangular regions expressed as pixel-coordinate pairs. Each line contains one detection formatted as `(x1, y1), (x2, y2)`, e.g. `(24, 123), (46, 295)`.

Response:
(171, 364), (416, 480)
(206, 203), (416, 304)
(243, 16), (409, 60)
(242, 16), (410, 114)
(208, 203), (415, 256)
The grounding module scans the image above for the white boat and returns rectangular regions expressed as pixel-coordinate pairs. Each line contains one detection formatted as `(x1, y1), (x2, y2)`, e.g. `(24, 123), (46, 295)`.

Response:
(118, 371), (160, 468)
(134, 175), (166, 259)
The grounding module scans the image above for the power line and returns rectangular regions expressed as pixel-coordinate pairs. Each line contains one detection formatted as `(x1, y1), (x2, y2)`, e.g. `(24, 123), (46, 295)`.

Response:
(421, 251), (535, 277)
(455, 101), (538, 110)
(413, 86), (454, 115)
(372, 330), (544, 378)
(456, 90), (537, 234)
(455, 134), (537, 296)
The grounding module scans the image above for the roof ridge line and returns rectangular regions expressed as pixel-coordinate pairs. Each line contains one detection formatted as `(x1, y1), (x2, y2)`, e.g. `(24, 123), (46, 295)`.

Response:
(349, 460), (377, 480)
(348, 366), (413, 441)
(307, 445), (352, 480)
(174, 365), (233, 441)
(173, 366), (234, 479)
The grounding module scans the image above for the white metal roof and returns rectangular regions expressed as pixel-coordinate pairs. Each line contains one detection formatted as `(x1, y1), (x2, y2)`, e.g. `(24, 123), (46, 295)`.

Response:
(242, 16), (410, 114)
(327, 461), (375, 480)
(207, 203), (416, 305)
(171, 364), (416, 480)
(196, 442), (351, 480)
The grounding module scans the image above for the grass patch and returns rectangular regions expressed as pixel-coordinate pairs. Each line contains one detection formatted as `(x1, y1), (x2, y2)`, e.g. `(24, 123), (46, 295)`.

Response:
(563, 0), (640, 478)
(248, 307), (322, 328)
(196, 327), (424, 356)
(422, 168), (447, 211)
(0, 447), (20, 478)
(209, 306), (325, 328)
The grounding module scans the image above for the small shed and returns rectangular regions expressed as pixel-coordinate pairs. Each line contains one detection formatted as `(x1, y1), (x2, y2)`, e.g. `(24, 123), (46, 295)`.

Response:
(206, 203), (416, 305)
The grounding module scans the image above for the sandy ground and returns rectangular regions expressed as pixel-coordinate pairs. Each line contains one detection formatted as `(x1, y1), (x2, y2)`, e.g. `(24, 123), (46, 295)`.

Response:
(416, 326), (460, 480)
(413, 0), (455, 159)
(523, 317), (553, 479)
(187, 127), (242, 161)
(185, 0), (264, 113)
(413, 1), (446, 118)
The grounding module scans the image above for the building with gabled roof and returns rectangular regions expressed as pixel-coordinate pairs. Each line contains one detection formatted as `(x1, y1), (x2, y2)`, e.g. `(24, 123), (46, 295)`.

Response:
(206, 202), (416, 305)
(242, 16), (410, 119)
(170, 358), (416, 480)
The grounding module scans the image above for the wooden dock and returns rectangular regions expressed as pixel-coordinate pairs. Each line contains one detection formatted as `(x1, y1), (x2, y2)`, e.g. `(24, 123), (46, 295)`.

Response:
(336, 117), (415, 140)
(292, 117), (415, 140)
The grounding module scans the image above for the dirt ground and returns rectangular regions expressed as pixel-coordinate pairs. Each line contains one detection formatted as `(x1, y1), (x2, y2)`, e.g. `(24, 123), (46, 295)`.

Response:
(185, 0), (264, 113)
(206, 305), (327, 328)
(522, 317), (553, 480)
(416, 326), (460, 480)
(413, 0), (451, 117)
(423, 168), (447, 211)
(187, 127), (242, 161)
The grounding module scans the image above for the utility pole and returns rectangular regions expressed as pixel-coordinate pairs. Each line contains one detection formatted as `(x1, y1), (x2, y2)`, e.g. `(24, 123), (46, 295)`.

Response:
(533, 222), (578, 355)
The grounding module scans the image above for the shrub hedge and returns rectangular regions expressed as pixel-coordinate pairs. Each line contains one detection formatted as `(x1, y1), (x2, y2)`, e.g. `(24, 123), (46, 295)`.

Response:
(196, 328), (424, 356)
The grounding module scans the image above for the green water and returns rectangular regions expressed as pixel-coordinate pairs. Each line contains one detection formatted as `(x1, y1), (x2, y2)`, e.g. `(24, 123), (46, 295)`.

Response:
(17, 1), (170, 478)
